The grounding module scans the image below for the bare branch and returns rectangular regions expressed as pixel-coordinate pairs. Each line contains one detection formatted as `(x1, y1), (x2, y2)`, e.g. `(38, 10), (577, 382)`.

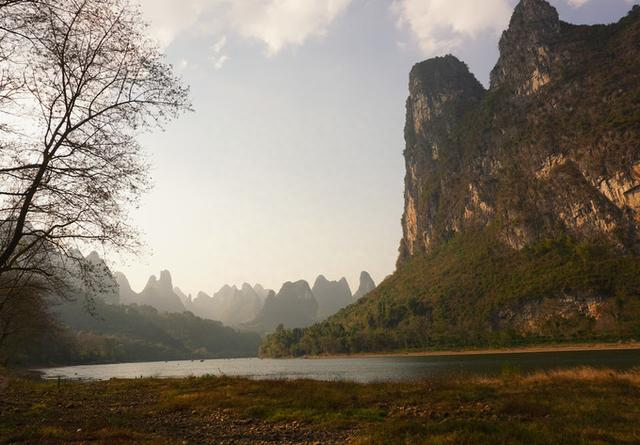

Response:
(0, 0), (191, 344)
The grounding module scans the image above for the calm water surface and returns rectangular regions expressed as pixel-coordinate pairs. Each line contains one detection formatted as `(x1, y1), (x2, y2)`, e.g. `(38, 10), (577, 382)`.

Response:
(41, 349), (640, 383)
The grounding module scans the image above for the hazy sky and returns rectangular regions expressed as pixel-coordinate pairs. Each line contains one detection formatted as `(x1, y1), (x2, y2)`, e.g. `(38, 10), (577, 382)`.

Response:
(115, 0), (636, 296)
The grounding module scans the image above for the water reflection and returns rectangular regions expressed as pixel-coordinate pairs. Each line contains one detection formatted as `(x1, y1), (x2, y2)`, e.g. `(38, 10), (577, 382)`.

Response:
(41, 349), (640, 383)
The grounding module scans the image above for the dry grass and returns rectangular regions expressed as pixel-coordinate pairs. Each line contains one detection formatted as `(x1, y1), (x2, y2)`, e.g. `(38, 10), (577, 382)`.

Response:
(2, 367), (640, 444)
(521, 366), (640, 384)
(471, 366), (640, 385)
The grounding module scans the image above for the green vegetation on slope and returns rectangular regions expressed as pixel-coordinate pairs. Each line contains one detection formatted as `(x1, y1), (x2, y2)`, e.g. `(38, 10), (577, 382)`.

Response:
(261, 232), (640, 357)
(6, 299), (261, 367)
(3, 368), (640, 444)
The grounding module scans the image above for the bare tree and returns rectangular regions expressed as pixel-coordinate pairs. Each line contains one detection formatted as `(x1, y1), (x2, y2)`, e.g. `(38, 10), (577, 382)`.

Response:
(0, 0), (191, 357)
(0, 0), (191, 283)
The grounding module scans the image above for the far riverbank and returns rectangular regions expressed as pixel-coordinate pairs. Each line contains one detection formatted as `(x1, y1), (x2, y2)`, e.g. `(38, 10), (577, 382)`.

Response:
(304, 341), (640, 360)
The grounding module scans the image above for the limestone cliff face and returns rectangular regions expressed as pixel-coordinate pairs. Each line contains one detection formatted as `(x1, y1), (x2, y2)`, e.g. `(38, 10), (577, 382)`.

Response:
(259, 0), (640, 358)
(399, 0), (640, 265)
(490, 0), (561, 96)
(398, 56), (485, 263)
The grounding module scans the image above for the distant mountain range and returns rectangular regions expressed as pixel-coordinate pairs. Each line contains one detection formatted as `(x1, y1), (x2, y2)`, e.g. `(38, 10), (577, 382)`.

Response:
(69, 250), (377, 335)
(182, 283), (265, 326)
(38, 252), (262, 366)
(243, 273), (375, 333)
(113, 268), (377, 333)
(33, 234), (378, 364)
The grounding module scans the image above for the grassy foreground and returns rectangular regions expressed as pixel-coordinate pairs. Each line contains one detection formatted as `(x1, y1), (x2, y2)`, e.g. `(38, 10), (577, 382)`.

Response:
(2, 368), (640, 444)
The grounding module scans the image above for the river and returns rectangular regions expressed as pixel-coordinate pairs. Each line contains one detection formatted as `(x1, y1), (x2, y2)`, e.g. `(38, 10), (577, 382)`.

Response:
(40, 348), (640, 383)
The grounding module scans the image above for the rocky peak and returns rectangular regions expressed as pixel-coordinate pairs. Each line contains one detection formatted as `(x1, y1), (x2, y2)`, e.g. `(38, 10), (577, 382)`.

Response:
(253, 284), (271, 300)
(280, 280), (315, 300)
(196, 291), (211, 301)
(158, 270), (173, 288)
(85, 251), (102, 264)
(144, 275), (157, 288)
(214, 284), (239, 302)
(220, 284), (238, 293)
(143, 270), (174, 291)
(353, 271), (376, 300)
(114, 272), (132, 291)
(407, 56), (484, 143)
(490, 0), (562, 95)
(513, 0), (559, 26)
(138, 271), (185, 313)
(399, 55), (484, 264)
(248, 282), (318, 332)
(264, 289), (276, 302)
(314, 275), (328, 286)
(240, 283), (260, 303)
(312, 276), (353, 320)
(241, 283), (256, 295)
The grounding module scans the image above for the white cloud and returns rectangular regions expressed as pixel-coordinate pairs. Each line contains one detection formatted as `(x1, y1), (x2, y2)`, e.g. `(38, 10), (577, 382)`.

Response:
(212, 34), (227, 54)
(392, 0), (513, 55)
(138, 0), (208, 48)
(567, 0), (635, 6)
(228, 0), (353, 55)
(138, 0), (352, 56)
(210, 35), (229, 69)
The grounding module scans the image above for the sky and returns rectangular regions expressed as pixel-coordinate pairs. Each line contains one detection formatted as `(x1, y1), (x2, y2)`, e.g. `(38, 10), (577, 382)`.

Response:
(115, 0), (637, 296)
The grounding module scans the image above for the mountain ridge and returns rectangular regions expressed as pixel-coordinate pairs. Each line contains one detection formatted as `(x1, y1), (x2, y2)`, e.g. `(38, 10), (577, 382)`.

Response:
(260, 0), (640, 357)
(112, 269), (376, 330)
